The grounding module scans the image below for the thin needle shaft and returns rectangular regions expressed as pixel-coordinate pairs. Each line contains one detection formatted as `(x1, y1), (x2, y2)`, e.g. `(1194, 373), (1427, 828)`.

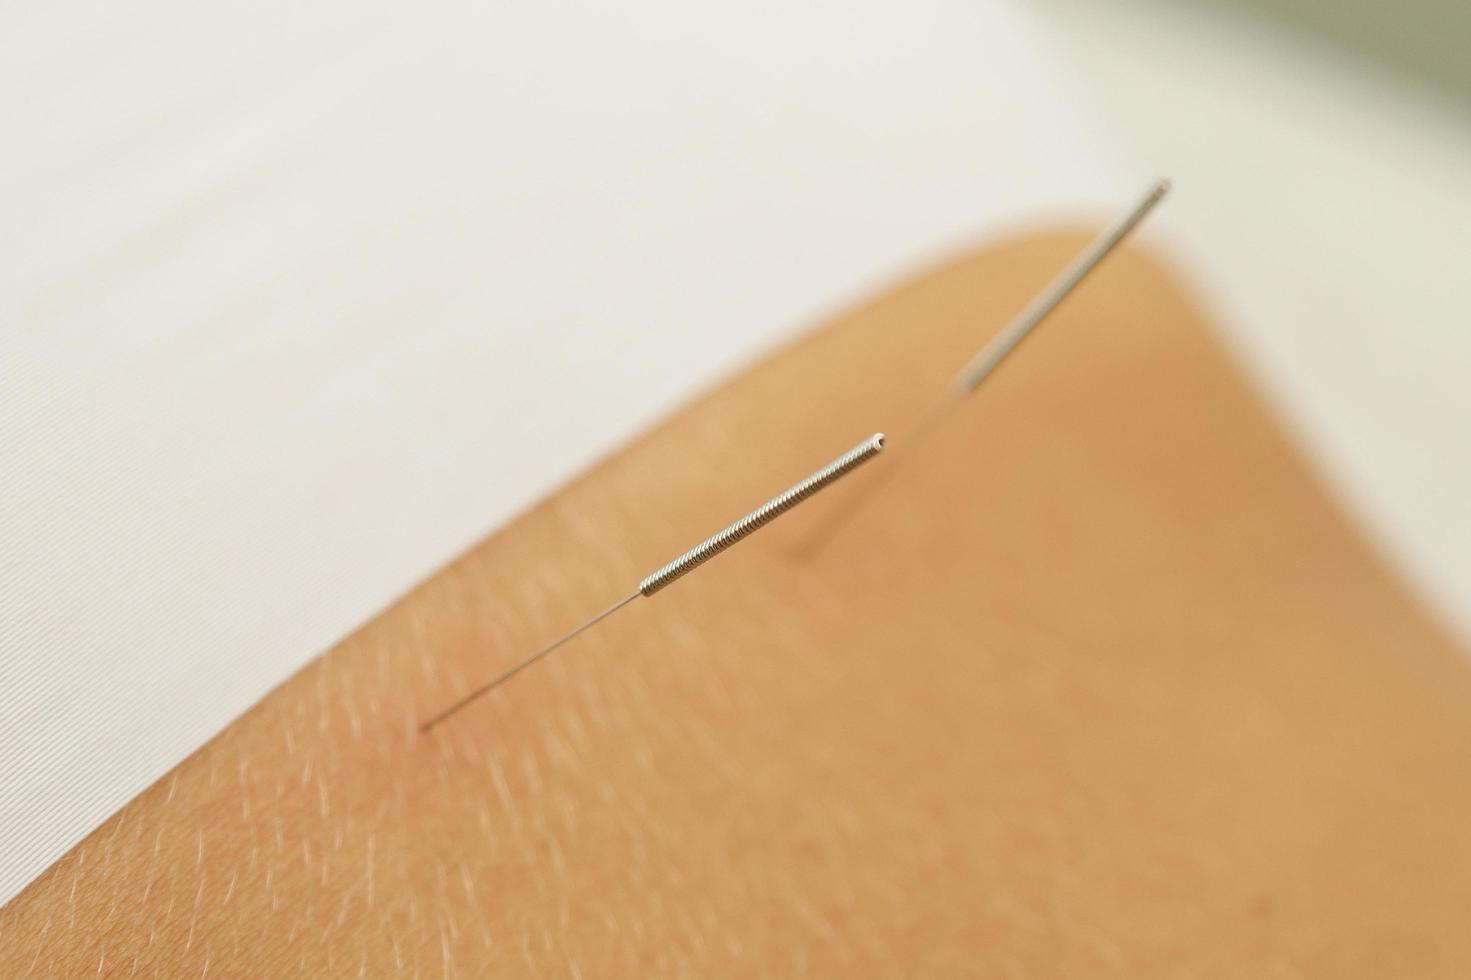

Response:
(419, 591), (638, 733)
(420, 432), (886, 731)
(796, 179), (1170, 556)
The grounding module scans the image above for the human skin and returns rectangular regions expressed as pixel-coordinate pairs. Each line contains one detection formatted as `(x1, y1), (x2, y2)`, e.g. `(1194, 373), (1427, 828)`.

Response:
(4, 233), (1471, 976)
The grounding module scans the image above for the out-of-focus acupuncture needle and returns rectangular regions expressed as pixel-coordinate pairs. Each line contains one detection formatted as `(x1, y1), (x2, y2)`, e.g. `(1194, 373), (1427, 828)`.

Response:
(419, 432), (887, 732)
(795, 178), (1171, 555)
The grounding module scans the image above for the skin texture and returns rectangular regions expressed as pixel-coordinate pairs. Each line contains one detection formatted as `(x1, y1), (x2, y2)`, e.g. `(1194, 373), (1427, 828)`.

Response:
(4, 233), (1471, 976)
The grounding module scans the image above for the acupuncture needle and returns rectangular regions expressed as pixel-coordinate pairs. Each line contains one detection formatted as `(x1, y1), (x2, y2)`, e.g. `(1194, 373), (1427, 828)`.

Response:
(419, 432), (887, 731)
(796, 178), (1171, 553)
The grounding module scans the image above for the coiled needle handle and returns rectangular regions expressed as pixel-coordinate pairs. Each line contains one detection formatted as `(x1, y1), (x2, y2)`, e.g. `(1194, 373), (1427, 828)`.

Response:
(638, 433), (885, 595)
(420, 433), (885, 731)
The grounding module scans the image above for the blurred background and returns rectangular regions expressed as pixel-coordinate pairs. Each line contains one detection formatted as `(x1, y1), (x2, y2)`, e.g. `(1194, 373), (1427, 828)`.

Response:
(2, 0), (1467, 906)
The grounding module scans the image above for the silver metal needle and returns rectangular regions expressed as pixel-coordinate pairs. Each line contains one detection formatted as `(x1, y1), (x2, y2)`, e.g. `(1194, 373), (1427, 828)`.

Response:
(420, 432), (886, 731)
(795, 179), (1170, 555)
(951, 178), (1171, 396)
(418, 591), (639, 733)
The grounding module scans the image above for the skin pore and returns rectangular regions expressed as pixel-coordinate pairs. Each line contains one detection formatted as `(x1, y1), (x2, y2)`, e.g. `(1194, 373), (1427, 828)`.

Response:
(4, 233), (1471, 976)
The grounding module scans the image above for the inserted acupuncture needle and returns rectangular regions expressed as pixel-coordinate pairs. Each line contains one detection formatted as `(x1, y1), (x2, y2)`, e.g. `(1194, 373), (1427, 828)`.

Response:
(797, 178), (1171, 553)
(951, 177), (1170, 397)
(419, 432), (887, 732)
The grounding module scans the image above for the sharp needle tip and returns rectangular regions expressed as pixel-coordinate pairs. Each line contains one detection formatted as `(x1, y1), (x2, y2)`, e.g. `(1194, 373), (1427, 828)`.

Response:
(416, 434), (885, 729)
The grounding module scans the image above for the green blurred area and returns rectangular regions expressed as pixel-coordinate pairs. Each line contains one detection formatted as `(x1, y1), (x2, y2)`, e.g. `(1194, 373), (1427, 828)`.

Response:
(1202, 0), (1471, 113)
